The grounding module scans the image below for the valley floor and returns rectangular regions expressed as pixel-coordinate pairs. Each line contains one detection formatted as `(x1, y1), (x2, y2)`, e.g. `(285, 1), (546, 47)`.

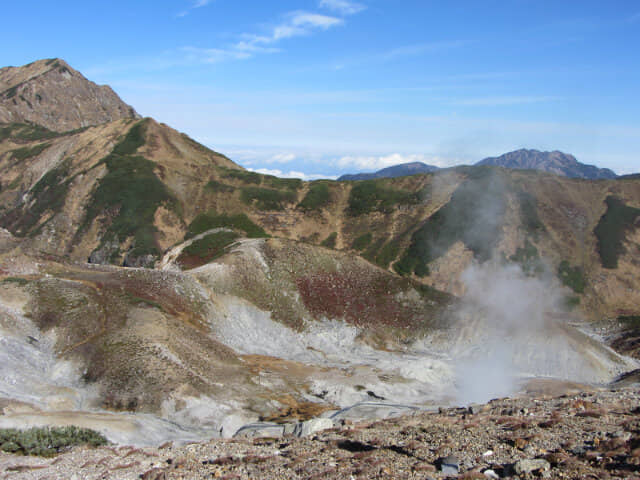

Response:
(2, 386), (639, 479)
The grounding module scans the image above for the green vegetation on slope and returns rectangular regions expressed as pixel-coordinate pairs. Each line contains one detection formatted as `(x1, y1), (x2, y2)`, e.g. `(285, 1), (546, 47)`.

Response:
(320, 232), (337, 248)
(264, 175), (302, 191)
(375, 239), (402, 269)
(558, 260), (586, 293)
(82, 121), (179, 262)
(179, 231), (239, 267)
(0, 426), (108, 457)
(240, 186), (297, 211)
(220, 167), (261, 185)
(298, 182), (330, 211)
(347, 180), (419, 216)
(517, 191), (546, 239)
(3, 160), (72, 236)
(186, 211), (267, 239)
(395, 172), (506, 277)
(509, 238), (544, 275)
(594, 196), (640, 268)
(351, 232), (373, 251)
(9, 142), (51, 161)
(205, 179), (235, 193)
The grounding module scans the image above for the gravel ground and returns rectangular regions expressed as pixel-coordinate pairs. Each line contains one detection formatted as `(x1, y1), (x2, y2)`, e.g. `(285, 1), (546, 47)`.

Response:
(1, 386), (639, 479)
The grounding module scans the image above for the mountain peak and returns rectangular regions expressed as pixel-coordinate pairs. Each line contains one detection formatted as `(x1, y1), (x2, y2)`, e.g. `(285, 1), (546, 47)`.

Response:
(0, 58), (138, 132)
(476, 148), (617, 179)
(338, 161), (440, 181)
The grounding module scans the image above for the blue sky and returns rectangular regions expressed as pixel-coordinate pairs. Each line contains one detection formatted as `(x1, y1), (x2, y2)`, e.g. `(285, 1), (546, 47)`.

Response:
(3, 1), (640, 177)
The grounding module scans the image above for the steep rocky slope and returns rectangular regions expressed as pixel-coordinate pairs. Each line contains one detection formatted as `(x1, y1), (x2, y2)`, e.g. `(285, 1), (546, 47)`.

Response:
(0, 58), (138, 131)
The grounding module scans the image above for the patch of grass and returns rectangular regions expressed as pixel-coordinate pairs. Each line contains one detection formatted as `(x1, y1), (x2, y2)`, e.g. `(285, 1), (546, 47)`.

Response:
(3, 85), (18, 99)
(205, 179), (235, 193)
(179, 231), (239, 266)
(5, 161), (72, 236)
(0, 123), (59, 143)
(83, 152), (178, 261)
(1, 277), (29, 286)
(558, 260), (586, 294)
(264, 175), (302, 191)
(563, 295), (581, 311)
(362, 237), (386, 264)
(0, 426), (108, 457)
(240, 186), (296, 211)
(298, 182), (330, 211)
(618, 315), (640, 329)
(375, 239), (402, 268)
(594, 196), (640, 269)
(395, 174), (506, 276)
(112, 120), (147, 155)
(518, 191), (546, 239)
(351, 232), (372, 251)
(220, 167), (262, 185)
(186, 211), (267, 239)
(510, 239), (544, 275)
(9, 143), (51, 161)
(347, 180), (419, 216)
(320, 232), (337, 248)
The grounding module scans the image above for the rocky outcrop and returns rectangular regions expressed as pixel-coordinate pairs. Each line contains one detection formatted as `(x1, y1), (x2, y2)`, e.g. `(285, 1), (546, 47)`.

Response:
(0, 58), (138, 132)
(477, 148), (617, 179)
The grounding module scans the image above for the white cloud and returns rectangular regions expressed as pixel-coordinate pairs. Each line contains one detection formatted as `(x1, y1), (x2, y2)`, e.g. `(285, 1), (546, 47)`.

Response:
(319, 0), (366, 15)
(179, 11), (342, 63)
(336, 153), (453, 171)
(177, 0), (213, 17)
(248, 168), (336, 180)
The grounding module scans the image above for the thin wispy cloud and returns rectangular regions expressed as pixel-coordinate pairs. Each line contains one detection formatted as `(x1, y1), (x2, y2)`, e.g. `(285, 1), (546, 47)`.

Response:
(319, 0), (366, 15)
(628, 12), (640, 23)
(451, 96), (562, 107)
(382, 40), (468, 60)
(178, 0), (213, 17)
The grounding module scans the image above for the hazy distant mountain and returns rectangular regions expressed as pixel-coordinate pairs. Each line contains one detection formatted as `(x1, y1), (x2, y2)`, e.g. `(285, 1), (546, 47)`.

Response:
(476, 149), (617, 180)
(338, 161), (440, 181)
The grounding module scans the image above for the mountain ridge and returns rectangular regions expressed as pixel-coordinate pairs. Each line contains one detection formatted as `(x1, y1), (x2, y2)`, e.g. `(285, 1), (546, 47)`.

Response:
(338, 161), (440, 181)
(0, 58), (138, 132)
(476, 148), (618, 179)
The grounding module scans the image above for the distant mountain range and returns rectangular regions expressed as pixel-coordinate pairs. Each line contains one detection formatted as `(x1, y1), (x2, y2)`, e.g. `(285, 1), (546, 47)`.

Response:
(338, 149), (619, 181)
(476, 149), (618, 180)
(338, 162), (440, 181)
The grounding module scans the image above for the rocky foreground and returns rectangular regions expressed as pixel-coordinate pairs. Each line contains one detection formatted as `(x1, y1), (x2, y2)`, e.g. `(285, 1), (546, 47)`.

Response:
(1, 386), (640, 479)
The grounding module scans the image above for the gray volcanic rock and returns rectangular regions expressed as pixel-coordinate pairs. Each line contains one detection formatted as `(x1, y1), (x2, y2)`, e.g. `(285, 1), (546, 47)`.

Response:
(476, 148), (617, 179)
(0, 58), (138, 132)
(338, 161), (439, 181)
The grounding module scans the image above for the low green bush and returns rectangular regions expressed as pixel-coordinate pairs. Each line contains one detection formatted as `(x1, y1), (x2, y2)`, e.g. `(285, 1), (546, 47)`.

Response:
(181, 231), (239, 262)
(320, 232), (337, 248)
(220, 168), (262, 185)
(186, 211), (268, 239)
(240, 187), (296, 210)
(351, 232), (373, 251)
(10, 143), (51, 161)
(0, 426), (108, 457)
(594, 196), (640, 269)
(558, 260), (586, 293)
(347, 180), (419, 216)
(298, 182), (330, 211)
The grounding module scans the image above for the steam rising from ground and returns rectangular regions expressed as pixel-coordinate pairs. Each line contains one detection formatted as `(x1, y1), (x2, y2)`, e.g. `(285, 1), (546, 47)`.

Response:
(447, 262), (635, 404)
